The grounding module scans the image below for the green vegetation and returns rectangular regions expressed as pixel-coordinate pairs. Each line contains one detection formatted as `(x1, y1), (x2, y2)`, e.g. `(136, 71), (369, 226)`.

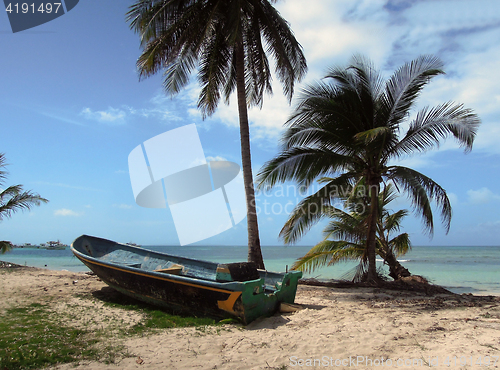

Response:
(0, 153), (48, 254)
(101, 300), (219, 336)
(85, 287), (220, 333)
(258, 55), (480, 283)
(290, 183), (412, 281)
(0, 292), (221, 370)
(0, 303), (99, 370)
(126, 0), (307, 269)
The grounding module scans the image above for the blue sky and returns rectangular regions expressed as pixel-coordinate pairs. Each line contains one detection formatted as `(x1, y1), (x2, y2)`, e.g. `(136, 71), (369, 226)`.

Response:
(1, 0), (499, 248)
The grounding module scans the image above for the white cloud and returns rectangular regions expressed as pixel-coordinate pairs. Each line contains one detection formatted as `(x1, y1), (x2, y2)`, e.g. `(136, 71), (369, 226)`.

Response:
(389, 152), (437, 170)
(206, 156), (227, 162)
(80, 0), (500, 158)
(81, 107), (126, 124)
(197, 0), (500, 155)
(80, 89), (195, 126)
(207, 79), (294, 142)
(415, 47), (500, 154)
(54, 209), (81, 217)
(467, 187), (500, 204)
(279, 0), (394, 67)
(275, 0), (500, 156)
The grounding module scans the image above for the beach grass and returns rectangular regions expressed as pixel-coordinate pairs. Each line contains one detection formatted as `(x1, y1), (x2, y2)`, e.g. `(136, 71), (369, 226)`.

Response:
(101, 299), (222, 336)
(0, 302), (100, 369)
(78, 286), (223, 333)
(0, 282), (222, 370)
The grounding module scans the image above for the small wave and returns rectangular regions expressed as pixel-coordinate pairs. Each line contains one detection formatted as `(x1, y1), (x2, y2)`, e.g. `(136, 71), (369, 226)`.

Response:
(375, 258), (411, 262)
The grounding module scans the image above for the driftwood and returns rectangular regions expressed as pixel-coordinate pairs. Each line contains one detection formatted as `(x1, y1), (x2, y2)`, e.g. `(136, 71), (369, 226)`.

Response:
(298, 276), (453, 296)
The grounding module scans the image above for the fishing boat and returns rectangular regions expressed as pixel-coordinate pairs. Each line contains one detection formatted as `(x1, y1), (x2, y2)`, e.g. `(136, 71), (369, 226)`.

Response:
(70, 235), (302, 324)
(44, 240), (67, 250)
(20, 243), (37, 248)
(125, 242), (141, 248)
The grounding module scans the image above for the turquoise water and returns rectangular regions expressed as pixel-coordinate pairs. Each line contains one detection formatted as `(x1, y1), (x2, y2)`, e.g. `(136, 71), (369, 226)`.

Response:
(3, 244), (499, 296)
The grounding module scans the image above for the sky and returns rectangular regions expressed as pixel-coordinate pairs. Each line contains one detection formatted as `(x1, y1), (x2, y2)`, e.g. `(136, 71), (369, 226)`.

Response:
(1, 0), (500, 249)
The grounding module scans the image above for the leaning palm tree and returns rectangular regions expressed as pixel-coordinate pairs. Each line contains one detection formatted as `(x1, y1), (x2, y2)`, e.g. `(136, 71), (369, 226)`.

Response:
(0, 154), (48, 254)
(127, 0), (307, 269)
(258, 55), (480, 282)
(289, 183), (411, 282)
(375, 185), (411, 280)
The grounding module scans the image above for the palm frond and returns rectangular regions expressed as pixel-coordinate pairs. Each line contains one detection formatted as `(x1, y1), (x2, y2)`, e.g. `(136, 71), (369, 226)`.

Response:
(278, 175), (356, 244)
(162, 47), (198, 94)
(388, 232), (412, 257)
(0, 154), (49, 223)
(322, 213), (366, 244)
(291, 239), (365, 274)
(389, 102), (480, 158)
(128, 0), (306, 114)
(339, 261), (369, 283)
(256, 148), (356, 190)
(0, 240), (13, 254)
(255, 0), (307, 102)
(353, 126), (390, 144)
(379, 55), (445, 130)
(0, 153), (8, 186)
(388, 166), (451, 235)
(284, 82), (373, 149)
(0, 187), (49, 221)
(254, 54), (477, 279)
(197, 25), (232, 116)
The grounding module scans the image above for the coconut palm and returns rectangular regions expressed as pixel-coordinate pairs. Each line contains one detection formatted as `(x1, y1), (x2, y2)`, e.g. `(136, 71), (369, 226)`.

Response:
(288, 183), (411, 281)
(375, 185), (411, 280)
(258, 55), (480, 282)
(0, 154), (48, 254)
(127, 0), (307, 269)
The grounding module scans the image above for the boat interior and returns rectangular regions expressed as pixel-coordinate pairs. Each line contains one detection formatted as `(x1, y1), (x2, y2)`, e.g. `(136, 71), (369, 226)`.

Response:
(73, 236), (289, 290)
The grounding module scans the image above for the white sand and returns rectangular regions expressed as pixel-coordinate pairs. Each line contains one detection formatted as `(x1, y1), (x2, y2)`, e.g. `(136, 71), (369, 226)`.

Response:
(1, 266), (499, 370)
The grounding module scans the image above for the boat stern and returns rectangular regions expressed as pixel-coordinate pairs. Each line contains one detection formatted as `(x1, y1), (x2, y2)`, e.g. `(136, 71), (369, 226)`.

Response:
(237, 269), (303, 324)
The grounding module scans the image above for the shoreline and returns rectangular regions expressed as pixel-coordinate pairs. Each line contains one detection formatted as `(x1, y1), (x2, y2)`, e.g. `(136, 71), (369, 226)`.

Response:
(2, 258), (499, 297)
(1, 264), (499, 369)
(4, 243), (500, 297)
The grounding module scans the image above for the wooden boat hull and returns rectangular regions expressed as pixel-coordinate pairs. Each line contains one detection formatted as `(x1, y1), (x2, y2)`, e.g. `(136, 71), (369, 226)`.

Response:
(71, 235), (302, 324)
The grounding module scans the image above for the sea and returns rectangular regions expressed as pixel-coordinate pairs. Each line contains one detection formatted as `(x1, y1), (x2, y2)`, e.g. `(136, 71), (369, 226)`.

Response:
(3, 244), (499, 296)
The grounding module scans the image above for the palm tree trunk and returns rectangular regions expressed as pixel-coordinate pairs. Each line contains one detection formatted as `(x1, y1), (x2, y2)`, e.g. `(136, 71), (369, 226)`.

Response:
(378, 246), (411, 280)
(235, 41), (265, 269)
(384, 250), (411, 280)
(365, 180), (379, 283)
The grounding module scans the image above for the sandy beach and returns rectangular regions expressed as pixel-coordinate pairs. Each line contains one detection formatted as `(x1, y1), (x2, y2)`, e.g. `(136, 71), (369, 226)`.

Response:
(1, 264), (499, 370)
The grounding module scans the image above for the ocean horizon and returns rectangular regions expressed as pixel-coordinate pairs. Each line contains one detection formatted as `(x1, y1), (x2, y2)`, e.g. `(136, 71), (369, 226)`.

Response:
(3, 244), (499, 296)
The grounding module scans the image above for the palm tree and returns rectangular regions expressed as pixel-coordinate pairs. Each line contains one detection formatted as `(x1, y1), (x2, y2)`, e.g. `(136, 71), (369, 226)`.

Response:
(375, 185), (411, 280)
(257, 55), (480, 282)
(126, 0), (307, 269)
(287, 183), (411, 282)
(0, 154), (48, 254)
